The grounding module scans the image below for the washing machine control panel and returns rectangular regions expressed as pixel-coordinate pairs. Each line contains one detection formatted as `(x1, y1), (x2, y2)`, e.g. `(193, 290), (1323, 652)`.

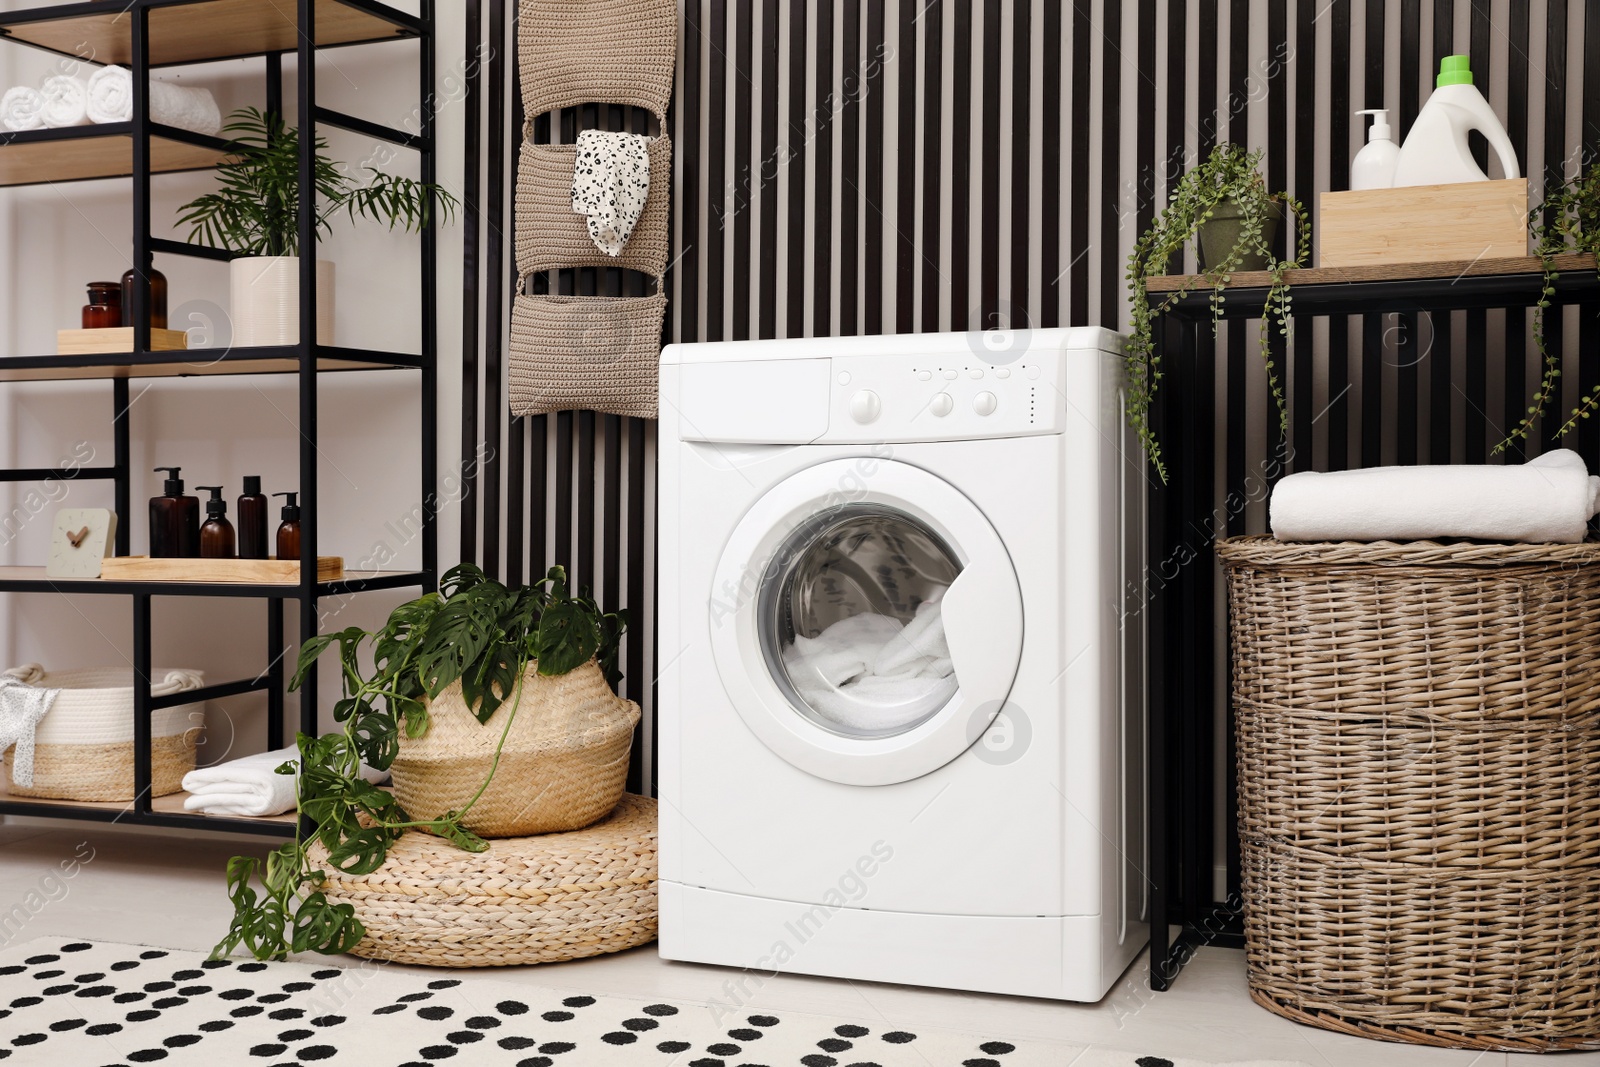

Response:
(825, 351), (1065, 441)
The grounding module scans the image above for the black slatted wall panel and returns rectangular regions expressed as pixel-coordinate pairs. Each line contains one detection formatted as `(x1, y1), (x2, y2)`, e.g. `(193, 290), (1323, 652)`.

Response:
(466, 0), (1600, 798)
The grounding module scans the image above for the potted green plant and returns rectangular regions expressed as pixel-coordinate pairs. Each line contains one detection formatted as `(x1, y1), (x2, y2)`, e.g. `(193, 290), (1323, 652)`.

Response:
(1496, 164), (1600, 452)
(212, 564), (629, 961)
(177, 107), (456, 347)
(1125, 143), (1310, 480)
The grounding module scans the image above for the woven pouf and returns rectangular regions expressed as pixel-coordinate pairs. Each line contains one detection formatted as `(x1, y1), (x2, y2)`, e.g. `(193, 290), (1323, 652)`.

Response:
(1219, 536), (1600, 1052)
(312, 794), (657, 968)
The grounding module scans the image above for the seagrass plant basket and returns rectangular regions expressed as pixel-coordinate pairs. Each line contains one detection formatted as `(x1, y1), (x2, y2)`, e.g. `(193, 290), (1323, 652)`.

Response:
(1217, 536), (1600, 1052)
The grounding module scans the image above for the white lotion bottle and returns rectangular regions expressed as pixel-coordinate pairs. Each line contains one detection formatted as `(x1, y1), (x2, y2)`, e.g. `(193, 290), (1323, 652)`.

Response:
(1350, 109), (1400, 190)
(1391, 55), (1520, 186)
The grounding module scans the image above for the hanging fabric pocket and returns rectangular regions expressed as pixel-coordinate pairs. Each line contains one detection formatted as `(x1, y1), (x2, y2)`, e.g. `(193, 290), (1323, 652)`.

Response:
(508, 287), (668, 420)
(515, 134), (672, 277)
(518, 0), (677, 126)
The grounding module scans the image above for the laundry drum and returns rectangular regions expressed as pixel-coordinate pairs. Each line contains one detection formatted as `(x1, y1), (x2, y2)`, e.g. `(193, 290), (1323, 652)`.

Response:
(761, 504), (962, 739)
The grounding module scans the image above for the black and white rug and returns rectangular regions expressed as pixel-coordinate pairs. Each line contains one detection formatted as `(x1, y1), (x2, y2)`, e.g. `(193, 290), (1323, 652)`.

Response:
(0, 940), (1306, 1067)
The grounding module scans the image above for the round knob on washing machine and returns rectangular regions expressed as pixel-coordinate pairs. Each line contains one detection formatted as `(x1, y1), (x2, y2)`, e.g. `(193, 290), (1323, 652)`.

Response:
(850, 389), (882, 424)
(972, 391), (998, 416)
(929, 392), (954, 417)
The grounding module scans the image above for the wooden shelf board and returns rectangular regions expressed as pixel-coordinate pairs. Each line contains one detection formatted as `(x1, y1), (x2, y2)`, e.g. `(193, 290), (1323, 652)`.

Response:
(0, 354), (405, 383)
(0, 126), (232, 187)
(0, 566), (422, 595)
(1143, 253), (1597, 293)
(0, 770), (298, 827)
(0, 0), (415, 68)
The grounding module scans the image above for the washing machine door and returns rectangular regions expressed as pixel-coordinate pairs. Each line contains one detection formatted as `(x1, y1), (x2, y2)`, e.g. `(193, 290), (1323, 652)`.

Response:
(710, 458), (1024, 785)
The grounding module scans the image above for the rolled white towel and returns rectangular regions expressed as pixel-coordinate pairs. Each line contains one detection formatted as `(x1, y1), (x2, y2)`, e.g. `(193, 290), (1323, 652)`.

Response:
(39, 75), (88, 128)
(1, 86), (44, 132)
(181, 745), (388, 818)
(1270, 449), (1600, 544)
(85, 66), (221, 136)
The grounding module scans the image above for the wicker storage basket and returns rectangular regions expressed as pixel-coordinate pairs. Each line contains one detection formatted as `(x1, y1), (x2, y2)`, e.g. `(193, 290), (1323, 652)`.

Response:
(312, 794), (657, 967)
(2, 664), (206, 802)
(518, 0), (677, 124)
(389, 660), (639, 838)
(508, 289), (666, 419)
(1218, 536), (1600, 1052)
(515, 135), (672, 278)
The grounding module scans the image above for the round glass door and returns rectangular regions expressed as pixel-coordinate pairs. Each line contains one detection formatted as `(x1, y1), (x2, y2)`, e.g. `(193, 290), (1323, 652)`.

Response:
(759, 505), (963, 739)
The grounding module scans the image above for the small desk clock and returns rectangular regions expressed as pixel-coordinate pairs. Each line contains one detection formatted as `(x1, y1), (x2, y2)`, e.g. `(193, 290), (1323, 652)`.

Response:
(45, 508), (118, 579)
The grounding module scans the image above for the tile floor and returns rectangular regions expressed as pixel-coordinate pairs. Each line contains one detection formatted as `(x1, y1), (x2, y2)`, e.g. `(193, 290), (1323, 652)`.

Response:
(0, 819), (1581, 1067)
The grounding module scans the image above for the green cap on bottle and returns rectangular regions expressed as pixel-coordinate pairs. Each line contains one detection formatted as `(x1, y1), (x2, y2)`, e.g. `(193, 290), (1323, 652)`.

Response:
(1437, 55), (1473, 87)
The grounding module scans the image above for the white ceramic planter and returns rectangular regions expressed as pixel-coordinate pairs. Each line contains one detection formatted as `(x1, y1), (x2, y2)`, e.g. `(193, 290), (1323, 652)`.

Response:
(228, 256), (334, 347)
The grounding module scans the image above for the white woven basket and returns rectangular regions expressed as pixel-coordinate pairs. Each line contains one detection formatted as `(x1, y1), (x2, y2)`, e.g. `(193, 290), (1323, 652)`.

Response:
(3, 664), (206, 801)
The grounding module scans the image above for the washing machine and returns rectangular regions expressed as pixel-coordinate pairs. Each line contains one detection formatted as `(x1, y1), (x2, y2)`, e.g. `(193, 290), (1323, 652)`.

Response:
(656, 328), (1147, 1002)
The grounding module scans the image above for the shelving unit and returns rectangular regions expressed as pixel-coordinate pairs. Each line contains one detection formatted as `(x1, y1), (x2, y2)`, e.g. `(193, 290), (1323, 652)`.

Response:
(1143, 253), (1600, 990)
(0, 0), (438, 837)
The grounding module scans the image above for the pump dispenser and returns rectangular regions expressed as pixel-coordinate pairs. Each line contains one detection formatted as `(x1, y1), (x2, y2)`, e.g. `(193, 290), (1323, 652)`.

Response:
(273, 492), (301, 562)
(1351, 109), (1400, 190)
(238, 476), (269, 559)
(149, 466), (199, 558)
(1391, 56), (1520, 187)
(197, 486), (237, 559)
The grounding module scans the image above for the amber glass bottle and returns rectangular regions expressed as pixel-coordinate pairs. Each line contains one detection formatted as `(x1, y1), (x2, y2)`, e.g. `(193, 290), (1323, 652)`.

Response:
(82, 282), (122, 328)
(120, 267), (168, 329)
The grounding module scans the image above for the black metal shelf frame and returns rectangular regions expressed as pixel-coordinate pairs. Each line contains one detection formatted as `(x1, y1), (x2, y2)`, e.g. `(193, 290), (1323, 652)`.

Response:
(1145, 265), (1600, 991)
(0, 0), (440, 837)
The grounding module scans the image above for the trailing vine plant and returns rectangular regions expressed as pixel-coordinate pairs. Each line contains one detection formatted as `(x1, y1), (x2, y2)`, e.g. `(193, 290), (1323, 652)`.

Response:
(1495, 163), (1600, 452)
(1124, 143), (1310, 481)
(212, 564), (626, 961)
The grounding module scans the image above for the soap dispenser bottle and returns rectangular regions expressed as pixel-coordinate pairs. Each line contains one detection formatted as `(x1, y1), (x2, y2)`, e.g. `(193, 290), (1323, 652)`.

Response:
(237, 476), (269, 559)
(1391, 55), (1521, 186)
(149, 466), (199, 558)
(1351, 109), (1400, 190)
(273, 492), (301, 562)
(197, 486), (237, 559)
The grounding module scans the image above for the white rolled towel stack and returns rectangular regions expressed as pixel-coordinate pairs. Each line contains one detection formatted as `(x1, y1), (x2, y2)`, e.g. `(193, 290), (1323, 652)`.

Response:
(39, 75), (89, 127)
(0, 87), (44, 131)
(182, 745), (389, 818)
(1270, 449), (1600, 544)
(85, 66), (221, 136)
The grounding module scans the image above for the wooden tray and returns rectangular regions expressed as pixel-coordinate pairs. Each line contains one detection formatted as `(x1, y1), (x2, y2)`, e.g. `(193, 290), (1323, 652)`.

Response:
(100, 556), (344, 584)
(57, 327), (189, 354)
(1318, 178), (1528, 267)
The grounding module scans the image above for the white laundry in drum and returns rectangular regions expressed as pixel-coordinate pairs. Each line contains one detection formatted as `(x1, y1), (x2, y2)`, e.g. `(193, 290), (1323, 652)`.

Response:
(781, 601), (956, 732)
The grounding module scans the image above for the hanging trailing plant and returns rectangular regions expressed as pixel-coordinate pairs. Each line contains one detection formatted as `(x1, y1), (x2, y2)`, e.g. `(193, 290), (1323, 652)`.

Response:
(1495, 164), (1600, 453)
(1124, 143), (1310, 481)
(211, 564), (626, 961)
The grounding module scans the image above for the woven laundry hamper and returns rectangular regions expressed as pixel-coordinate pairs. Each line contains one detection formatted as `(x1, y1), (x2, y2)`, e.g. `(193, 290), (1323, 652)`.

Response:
(515, 135), (672, 278)
(508, 289), (666, 420)
(312, 794), (657, 967)
(3, 664), (206, 802)
(389, 660), (640, 838)
(1217, 536), (1600, 1052)
(518, 0), (677, 124)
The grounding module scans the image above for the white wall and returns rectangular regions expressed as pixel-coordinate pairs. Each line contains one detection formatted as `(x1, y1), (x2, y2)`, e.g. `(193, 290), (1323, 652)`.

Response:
(0, 6), (468, 766)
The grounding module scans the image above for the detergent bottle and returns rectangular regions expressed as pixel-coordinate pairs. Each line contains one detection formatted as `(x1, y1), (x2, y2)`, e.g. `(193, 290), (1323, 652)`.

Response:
(1391, 55), (1520, 186)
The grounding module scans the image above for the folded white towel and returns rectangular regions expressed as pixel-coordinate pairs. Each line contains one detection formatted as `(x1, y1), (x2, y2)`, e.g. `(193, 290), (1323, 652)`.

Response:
(1270, 449), (1600, 544)
(570, 129), (652, 256)
(39, 76), (88, 128)
(1, 87), (44, 132)
(85, 66), (221, 136)
(182, 745), (388, 818)
(783, 603), (958, 733)
(0, 676), (60, 788)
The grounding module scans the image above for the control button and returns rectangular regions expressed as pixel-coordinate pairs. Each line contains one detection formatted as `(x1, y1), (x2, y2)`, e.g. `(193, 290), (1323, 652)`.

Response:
(968, 368), (984, 379)
(850, 389), (882, 424)
(972, 391), (998, 416)
(1024, 364), (1041, 380)
(917, 370), (933, 381)
(929, 392), (955, 417)
(995, 367), (1011, 379)
(942, 369), (958, 380)
(837, 371), (852, 386)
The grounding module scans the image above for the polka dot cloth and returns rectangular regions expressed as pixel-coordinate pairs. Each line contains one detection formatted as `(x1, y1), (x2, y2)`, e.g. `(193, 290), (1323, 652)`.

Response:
(569, 129), (652, 257)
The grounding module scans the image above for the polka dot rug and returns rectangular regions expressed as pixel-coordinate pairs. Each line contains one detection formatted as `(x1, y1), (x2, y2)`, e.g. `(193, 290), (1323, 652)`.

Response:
(0, 939), (1310, 1067)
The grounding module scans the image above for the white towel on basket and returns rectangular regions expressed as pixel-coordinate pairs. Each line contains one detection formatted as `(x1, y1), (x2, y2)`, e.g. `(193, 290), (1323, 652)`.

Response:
(570, 129), (652, 256)
(0, 676), (60, 788)
(1, 86), (45, 131)
(85, 66), (221, 136)
(1270, 448), (1600, 544)
(39, 76), (89, 128)
(182, 745), (389, 818)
